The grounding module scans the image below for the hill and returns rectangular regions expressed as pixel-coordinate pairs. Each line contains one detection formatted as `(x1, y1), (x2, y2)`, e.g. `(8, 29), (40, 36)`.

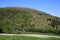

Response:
(0, 7), (60, 34)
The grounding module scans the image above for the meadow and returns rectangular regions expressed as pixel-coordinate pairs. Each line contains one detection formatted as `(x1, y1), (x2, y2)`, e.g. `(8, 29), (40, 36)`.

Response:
(0, 35), (60, 40)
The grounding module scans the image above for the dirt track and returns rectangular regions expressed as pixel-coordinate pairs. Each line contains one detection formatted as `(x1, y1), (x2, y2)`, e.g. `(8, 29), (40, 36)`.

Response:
(0, 34), (60, 38)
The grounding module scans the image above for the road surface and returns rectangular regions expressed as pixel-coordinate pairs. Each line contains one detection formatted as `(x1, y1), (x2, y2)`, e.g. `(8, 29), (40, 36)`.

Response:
(0, 34), (60, 38)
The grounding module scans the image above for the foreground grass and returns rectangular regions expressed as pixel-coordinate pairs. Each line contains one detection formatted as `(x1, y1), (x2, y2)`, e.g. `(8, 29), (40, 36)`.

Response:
(0, 35), (60, 40)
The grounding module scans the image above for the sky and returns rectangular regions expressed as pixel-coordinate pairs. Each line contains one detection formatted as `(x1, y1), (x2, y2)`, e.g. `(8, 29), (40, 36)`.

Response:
(0, 0), (60, 17)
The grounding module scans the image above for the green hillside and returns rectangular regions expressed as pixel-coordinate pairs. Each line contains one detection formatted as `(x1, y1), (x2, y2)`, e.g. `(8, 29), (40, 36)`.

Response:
(0, 7), (60, 34)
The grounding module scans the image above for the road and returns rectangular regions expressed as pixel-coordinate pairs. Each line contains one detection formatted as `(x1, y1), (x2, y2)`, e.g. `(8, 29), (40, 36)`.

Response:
(0, 34), (60, 38)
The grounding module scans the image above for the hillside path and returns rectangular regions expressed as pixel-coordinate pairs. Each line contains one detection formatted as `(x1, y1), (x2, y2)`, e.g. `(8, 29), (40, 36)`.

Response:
(0, 34), (60, 38)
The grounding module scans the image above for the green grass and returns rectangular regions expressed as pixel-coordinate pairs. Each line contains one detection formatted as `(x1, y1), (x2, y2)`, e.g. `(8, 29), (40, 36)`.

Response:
(0, 35), (60, 40)
(16, 32), (60, 36)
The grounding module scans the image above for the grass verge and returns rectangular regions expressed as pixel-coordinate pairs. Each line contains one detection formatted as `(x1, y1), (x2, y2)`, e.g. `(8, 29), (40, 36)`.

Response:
(0, 35), (60, 40)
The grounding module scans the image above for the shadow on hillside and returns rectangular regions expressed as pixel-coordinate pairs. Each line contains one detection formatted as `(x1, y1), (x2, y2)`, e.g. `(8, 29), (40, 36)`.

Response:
(0, 28), (4, 33)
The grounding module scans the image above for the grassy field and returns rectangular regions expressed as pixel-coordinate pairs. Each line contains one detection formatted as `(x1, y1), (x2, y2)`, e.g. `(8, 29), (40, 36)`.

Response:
(16, 32), (60, 36)
(0, 35), (60, 40)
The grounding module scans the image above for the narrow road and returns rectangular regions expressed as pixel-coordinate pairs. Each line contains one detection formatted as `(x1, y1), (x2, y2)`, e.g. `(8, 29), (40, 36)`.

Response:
(0, 34), (60, 38)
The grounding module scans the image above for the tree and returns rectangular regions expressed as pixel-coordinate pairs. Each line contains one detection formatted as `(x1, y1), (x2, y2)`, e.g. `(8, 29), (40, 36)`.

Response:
(47, 18), (60, 33)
